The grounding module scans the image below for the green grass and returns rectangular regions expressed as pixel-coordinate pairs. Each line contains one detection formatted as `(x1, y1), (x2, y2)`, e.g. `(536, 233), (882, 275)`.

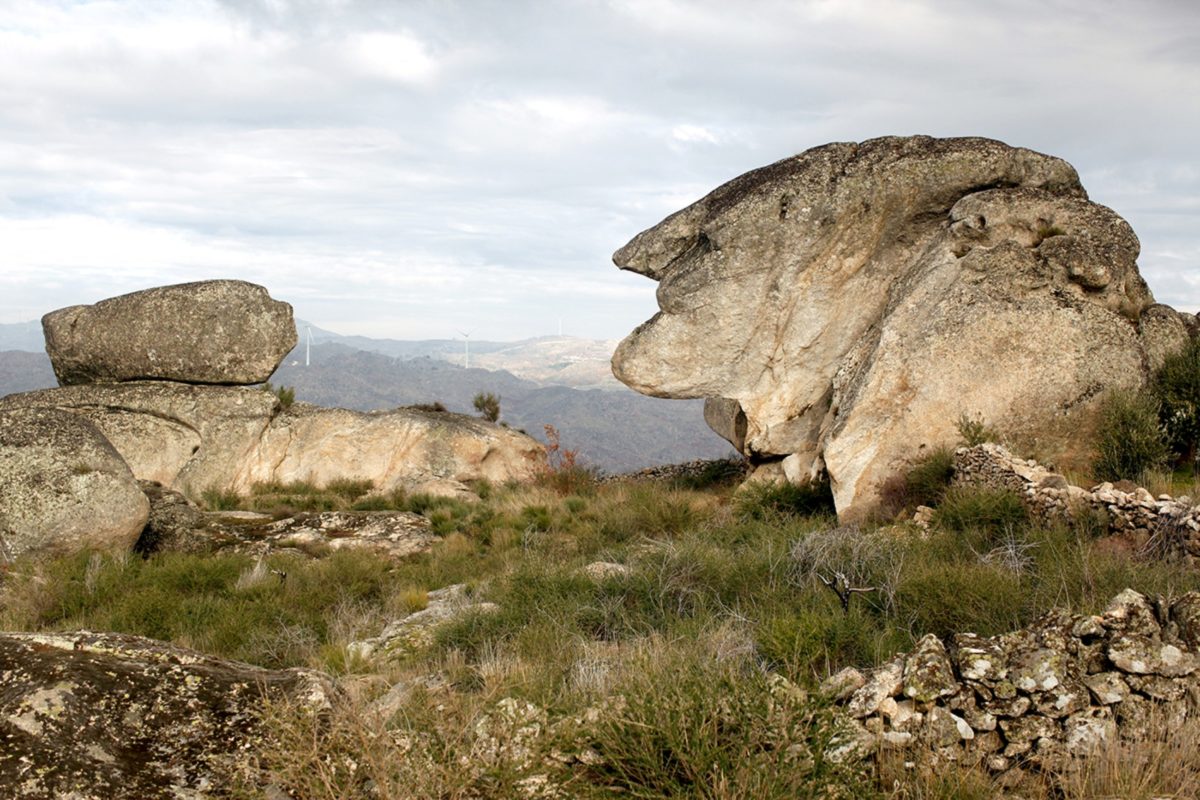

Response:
(8, 473), (1200, 798)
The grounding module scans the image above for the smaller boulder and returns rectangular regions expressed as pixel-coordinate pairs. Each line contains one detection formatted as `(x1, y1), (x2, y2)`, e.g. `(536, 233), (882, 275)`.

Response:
(42, 279), (297, 386)
(0, 407), (149, 559)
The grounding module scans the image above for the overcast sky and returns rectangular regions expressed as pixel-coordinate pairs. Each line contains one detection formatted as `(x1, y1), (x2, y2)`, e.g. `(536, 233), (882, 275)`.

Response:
(1, 0), (1198, 341)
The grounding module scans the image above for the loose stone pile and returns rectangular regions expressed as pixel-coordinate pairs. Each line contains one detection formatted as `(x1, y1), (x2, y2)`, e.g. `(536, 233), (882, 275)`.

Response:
(828, 589), (1200, 779)
(950, 443), (1200, 562)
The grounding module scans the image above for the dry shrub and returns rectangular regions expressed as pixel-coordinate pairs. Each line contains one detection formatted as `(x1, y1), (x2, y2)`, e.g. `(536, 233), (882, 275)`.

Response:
(537, 424), (597, 495)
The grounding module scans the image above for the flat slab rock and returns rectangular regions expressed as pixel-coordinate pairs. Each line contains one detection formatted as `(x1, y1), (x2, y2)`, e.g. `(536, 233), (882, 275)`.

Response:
(0, 631), (331, 799)
(137, 481), (439, 561)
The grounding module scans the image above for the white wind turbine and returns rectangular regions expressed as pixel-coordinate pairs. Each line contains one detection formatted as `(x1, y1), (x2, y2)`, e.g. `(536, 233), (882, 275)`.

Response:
(305, 326), (313, 367)
(458, 330), (472, 369)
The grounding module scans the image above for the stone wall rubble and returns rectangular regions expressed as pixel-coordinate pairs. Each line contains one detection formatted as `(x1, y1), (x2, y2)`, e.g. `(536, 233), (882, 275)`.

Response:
(946, 443), (1200, 563)
(828, 589), (1200, 778)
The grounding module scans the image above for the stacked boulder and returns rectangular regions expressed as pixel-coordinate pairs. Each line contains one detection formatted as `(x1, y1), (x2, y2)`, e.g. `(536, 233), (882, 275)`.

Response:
(951, 443), (1200, 563)
(1, 280), (545, 558)
(831, 589), (1200, 778)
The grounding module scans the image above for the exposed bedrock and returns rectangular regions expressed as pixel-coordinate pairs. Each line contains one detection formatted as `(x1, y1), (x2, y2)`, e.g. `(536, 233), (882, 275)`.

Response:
(0, 383), (546, 499)
(611, 135), (1193, 520)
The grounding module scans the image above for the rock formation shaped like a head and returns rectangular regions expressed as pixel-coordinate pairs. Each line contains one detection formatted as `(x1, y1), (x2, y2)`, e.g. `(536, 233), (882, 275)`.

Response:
(612, 136), (1191, 520)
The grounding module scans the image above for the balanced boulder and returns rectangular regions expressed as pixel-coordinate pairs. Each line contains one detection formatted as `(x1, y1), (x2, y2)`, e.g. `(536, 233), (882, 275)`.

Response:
(42, 279), (296, 386)
(0, 407), (149, 559)
(611, 136), (1192, 521)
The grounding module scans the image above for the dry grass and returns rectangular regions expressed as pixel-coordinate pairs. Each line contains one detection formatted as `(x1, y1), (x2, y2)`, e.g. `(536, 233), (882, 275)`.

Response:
(1049, 712), (1200, 800)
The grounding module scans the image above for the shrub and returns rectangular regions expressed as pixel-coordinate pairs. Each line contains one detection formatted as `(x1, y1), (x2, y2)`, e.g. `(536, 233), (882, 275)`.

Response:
(1155, 337), (1200, 466)
(668, 458), (747, 490)
(200, 486), (243, 511)
(262, 381), (296, 410)
(537, 424), (596, 495)
(878, 447), (954, 518)
(575, 651), (870, 798)
(1093, 388), (1168, 481)
(472, 391), (500, 423)
(931, 485), (1028, 541)
(404, 401), (448, 413)
(735, 477), (835, 521)
(956, 412), (1000, 447)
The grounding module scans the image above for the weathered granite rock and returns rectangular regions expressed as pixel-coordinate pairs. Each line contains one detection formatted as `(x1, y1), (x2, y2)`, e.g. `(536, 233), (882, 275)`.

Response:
(42, 279), (297, 386)
(136, 481), (438, 560)
(0, 630), (331, 799)
(0, 407), (149, 560)
(0, 384), (545, 499)
(348, 584), (499, 660)
(611, 136), (1183, 521)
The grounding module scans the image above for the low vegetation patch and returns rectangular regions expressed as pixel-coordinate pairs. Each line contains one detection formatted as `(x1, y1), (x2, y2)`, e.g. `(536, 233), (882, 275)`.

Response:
(7, 461), (1200, 796)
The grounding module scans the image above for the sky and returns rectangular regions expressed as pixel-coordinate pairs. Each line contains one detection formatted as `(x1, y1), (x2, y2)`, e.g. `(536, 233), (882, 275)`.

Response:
(1, 0), (1198, 341)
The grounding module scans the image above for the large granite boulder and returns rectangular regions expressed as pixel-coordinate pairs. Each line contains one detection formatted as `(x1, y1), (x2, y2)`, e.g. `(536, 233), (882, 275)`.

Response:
(0, 407), (149, 559)
(0, 384), (546, 499)
(0, 630), (331, 799)
(42, 279), (297, 386)
(611, 136), (1192, 520)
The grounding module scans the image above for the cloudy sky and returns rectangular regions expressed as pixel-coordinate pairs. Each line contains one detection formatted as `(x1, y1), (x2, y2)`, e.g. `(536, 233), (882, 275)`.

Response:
(1, 0), (1198, 341)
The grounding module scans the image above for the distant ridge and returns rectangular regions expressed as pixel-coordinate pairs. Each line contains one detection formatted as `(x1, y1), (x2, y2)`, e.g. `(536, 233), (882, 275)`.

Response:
(270, 342), (732, 472)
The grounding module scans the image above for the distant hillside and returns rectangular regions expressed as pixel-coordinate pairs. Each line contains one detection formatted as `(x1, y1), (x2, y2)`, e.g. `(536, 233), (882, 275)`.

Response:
(0, 322), (45, 352)
(270, 343), (733, 472)
(0, 351), (56, 395)
(296, 321), (621, 389)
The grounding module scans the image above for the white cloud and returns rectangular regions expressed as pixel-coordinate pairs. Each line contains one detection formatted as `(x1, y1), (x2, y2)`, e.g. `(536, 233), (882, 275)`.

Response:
(350, 31), (438, 83)
(671, 124), (719, 144)
(0, 0), (1196, 342)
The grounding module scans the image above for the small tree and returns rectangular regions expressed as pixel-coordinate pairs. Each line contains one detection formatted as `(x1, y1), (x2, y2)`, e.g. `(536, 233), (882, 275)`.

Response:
(1155, 337), (1200, 467)
(262, 381), (295, 410)
(472, 392), (501, 423)
(1093, 389), (1168, 481)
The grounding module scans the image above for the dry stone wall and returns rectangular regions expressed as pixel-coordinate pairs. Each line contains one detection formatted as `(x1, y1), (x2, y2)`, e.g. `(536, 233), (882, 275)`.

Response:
(949, 443), (1200, 562)
(828, 589), (1200, 778)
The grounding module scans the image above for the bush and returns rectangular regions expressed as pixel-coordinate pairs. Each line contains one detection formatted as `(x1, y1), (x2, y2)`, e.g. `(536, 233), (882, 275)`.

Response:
(877, 447), (954, 519)
(931, 485), (1028, 539)
(736, 477), (835, 521)
(1093, 389), (1168, 481)
(262, 381), (296, 410)
(404, 401), (448, 413)
(577, 653), (870, 799)
(1155, 337), (1200, 466)
(472, 392), (500, 423)
(956, 413), (1000, 447)
(200, 486), (243, 511)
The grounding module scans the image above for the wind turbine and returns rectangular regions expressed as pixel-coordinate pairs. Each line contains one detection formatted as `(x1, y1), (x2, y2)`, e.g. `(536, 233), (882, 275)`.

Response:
(458, 330), (472, 369)
(305, 326), (313, 367)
